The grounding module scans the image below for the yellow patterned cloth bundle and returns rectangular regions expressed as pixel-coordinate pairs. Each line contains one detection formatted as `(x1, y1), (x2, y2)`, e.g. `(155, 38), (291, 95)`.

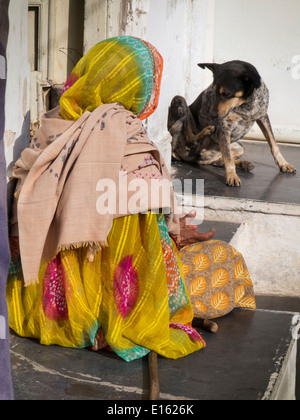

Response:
(180, 240), (256, 319)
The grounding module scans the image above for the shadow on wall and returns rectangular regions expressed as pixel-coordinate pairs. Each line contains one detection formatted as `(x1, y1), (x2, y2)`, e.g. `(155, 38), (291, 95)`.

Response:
(6, 110), (30, 221)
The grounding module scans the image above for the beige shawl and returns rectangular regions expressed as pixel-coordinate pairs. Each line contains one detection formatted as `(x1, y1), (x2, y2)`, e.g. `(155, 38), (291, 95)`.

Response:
(11, 103), (179, 285)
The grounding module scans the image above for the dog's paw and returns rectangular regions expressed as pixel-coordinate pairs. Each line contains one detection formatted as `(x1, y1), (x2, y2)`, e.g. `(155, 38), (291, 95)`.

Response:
(280, 162), (296, 173)
(226, 172), (241, 187)
(236, 159), (255, 172)
(202, 125), (215, 136)
(172, 152), (181, 161)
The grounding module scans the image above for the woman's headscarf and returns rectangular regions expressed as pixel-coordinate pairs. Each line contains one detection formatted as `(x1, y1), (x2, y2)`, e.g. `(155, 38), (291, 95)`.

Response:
(60, 36), (163, 121)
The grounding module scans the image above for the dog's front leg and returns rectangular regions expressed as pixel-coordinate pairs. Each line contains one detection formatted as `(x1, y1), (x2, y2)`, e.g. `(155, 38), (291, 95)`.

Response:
(257, 115), (296, 173)
(219, 132), (241, 187)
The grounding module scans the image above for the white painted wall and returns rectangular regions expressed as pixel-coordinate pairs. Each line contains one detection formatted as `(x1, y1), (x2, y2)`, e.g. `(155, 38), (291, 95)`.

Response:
(5, 0), (213, 175)
(145, 0), (213, 166)
(6, 0), (299, 179)
(84, 0), (300, 150)
(4, 0), (30, 175)
(84, 0), (214, 167)
(213, 0), (300, 143)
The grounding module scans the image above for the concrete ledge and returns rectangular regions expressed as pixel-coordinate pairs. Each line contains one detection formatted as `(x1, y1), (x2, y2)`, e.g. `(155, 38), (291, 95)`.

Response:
(175, 190), (300, 298)
(229, 213), (300, 297)
(204, 195), (300, 223)
(175, 192), (300, 223)
(176, 190), (300, 298)
(271, 335), (298, 400)
(10, 308), (298, 400)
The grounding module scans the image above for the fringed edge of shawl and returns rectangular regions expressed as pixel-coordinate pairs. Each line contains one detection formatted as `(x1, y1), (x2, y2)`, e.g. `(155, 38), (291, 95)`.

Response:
(24, 277), (40, 287)
(57, 240), (108, 253)
(23, 240), (108, 287)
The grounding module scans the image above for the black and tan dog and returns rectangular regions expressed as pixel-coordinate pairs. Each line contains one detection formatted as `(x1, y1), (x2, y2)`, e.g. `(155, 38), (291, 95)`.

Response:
(168, 60), (296, 186)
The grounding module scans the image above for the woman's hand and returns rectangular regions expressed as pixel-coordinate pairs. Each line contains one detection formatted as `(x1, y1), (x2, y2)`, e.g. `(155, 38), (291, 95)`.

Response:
(179, 211), (215, 248)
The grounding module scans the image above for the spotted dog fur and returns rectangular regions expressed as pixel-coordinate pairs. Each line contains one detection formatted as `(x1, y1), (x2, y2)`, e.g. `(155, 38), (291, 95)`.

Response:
(168, 60), (296, 187)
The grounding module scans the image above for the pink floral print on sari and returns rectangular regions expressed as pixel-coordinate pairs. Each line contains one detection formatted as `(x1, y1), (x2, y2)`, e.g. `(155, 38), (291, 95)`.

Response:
(42, 254), (68, 321)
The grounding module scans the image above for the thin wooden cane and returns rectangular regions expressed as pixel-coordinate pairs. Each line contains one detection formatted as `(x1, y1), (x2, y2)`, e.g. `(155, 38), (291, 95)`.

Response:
(201, 319), (218, 333)
(148, 351), (160, 400)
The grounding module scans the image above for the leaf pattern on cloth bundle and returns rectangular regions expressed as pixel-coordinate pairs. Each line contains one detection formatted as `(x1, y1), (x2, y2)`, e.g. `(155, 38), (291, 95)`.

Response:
(234, 260), (245, 280)
(193, 301), (208, 314)
(178, 240), (256, 319)
(181, 263), (190, 277)
(113, 255), (139, 318)
(211, 268), (229, 289)
(234, 284), (245, 303)
(190, 276), (207, 296)
(243, 268), (253, 286)
(210, 292), (230, 311)
(213, 245), (228, 264)
(193, 253), (210, 272)
(181, 243), (203, 253)
(238, 296), (256, 309)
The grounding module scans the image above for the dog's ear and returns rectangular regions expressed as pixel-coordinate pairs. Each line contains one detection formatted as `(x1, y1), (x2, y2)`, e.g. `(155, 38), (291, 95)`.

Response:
(241, 65), (261, 98)
(198, 63), (219, 73)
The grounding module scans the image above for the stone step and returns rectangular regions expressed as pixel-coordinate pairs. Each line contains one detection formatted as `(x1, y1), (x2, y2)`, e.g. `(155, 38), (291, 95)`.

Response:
(9, 207), (300, 401)
(9, 141), (300, 401)
(173, 140), (300, 298)
(10, 305), (299, 400)
(172, 140), (300, 210)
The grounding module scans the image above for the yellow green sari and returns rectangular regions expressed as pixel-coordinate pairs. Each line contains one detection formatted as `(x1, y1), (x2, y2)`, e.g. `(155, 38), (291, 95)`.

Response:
(7, 213), (205, 362)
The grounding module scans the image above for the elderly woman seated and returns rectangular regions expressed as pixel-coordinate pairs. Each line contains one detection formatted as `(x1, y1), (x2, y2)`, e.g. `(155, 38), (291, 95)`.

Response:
(7, 36), (255, 363)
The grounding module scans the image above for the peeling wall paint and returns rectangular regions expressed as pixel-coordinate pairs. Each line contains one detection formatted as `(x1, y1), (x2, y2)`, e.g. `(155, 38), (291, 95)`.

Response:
(119, 0), (149, 39)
